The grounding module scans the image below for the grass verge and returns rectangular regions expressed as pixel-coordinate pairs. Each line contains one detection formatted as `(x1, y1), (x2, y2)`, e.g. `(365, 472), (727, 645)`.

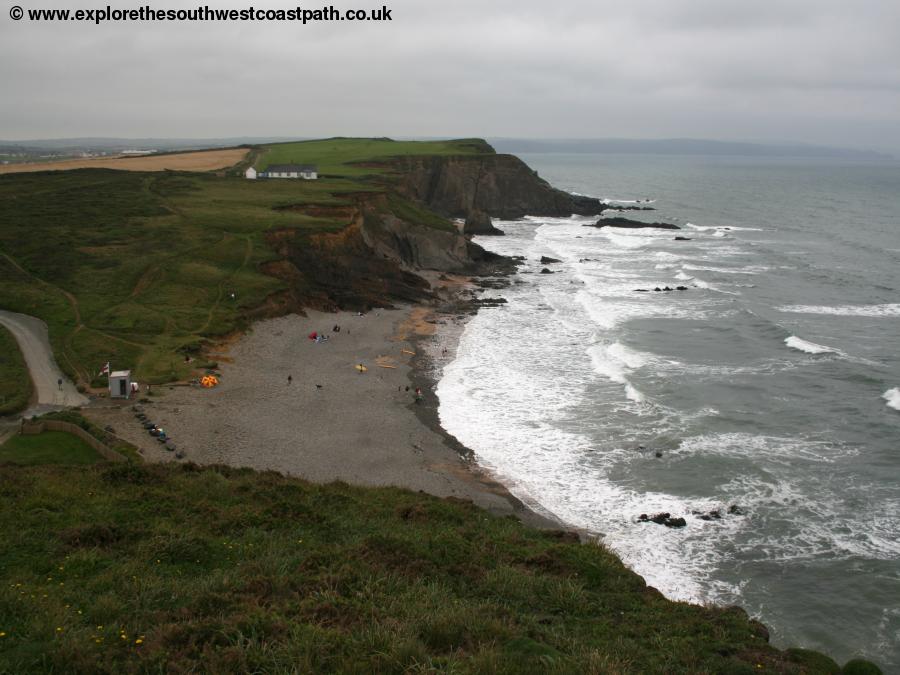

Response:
(0, 431), (101, 465)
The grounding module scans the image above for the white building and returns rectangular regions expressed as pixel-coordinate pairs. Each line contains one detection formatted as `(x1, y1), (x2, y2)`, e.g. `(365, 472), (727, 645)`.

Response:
(245, 167), (257, 180)
(259, 164), (318, 180)
(109, 370), (132, 399)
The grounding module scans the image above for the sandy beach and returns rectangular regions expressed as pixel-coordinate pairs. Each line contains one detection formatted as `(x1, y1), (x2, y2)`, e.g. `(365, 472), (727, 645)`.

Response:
(85, 306), (557, 526)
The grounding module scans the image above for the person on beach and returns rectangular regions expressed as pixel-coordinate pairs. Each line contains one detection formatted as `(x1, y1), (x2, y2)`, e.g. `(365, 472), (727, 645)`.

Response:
(287, 375), (292, 385)
(414, 387), (423, 404)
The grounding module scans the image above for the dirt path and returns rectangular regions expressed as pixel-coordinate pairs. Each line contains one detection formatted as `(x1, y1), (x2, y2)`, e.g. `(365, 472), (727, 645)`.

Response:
(196, 235), (253, 334)
(0, 309), (88, 417)
(0, 251), (89, 381)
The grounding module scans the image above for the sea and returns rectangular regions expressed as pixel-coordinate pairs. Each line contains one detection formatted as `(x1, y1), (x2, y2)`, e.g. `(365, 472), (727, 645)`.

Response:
(435, 153), (900, 668)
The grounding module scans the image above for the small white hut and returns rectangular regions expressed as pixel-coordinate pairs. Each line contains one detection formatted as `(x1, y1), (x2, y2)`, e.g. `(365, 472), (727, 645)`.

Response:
(109, 370), (132, 399)
(244, 167), (258, 180)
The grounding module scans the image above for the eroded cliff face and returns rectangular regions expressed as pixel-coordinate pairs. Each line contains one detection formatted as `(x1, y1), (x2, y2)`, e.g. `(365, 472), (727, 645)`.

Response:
(263, 217), (431, 312)
(260, 197), (508, 312)
(393, 154), (604, 219)
(360, 210), (505, 273)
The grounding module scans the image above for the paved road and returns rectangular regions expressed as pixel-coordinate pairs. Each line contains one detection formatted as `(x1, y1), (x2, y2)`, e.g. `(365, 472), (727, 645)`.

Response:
(0, 309), (88, 417)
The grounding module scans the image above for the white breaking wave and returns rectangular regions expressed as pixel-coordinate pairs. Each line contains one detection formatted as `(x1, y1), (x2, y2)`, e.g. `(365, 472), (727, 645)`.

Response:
(606, 341), (651, 369)
(686, 224), (764, 232)
(601, 197), (656, 205)
(884, 388), (900, 411)
(602, 230), (654, 250)
(779, 304), (900, 317)
(784, 336), (843, 355)
(588, 342), (646, 402)
(682, 264), (769, 274)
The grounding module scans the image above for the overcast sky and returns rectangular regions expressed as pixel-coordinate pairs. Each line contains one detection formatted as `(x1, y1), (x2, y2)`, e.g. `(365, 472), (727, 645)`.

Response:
(1, 0), (899, 151)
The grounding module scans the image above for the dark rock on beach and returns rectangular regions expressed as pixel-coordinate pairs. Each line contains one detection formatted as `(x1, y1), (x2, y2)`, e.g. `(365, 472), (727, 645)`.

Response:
(540, 268), (555, 274)
(590, 217), (680, 230)
(463, 209), (505, 236)
(674, 236), (692, 241)
(638, 512), (687, 528)
(540, 256), (561, 264)
(604, 204), (656, 212)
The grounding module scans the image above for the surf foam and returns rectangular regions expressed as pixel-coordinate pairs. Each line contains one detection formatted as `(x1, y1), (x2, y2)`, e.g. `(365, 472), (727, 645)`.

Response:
(884, 388), (900, 411)
(588, 343), (646, 402)
(779, 304), (900, 317)
(784, 336), (842, 355)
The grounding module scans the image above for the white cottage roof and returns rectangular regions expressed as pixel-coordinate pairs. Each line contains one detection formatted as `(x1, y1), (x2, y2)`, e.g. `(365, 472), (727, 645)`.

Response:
(110, 370), (131, 378)
(266, 164), (317, 172)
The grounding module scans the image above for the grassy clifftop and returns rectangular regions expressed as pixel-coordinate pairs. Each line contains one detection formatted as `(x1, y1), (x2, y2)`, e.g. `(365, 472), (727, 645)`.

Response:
(0, 461), (865, 674)
(255, 138), (494, 177)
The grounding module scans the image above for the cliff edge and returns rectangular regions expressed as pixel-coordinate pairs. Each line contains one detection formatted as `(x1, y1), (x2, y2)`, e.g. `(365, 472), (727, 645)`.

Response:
(393, 152), (605, 220)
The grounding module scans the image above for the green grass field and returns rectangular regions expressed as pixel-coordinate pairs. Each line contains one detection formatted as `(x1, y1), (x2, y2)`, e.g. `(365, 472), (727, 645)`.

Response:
(256, 137), (492, 177)
(0, 461), (865, 674)
(0, 138), (468, 388)
(0, 325), (32, 416)
(0, 431), (101, 465)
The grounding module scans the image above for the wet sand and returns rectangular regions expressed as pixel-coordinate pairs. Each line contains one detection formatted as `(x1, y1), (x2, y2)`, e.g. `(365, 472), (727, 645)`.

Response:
(85, 307), (558, 525)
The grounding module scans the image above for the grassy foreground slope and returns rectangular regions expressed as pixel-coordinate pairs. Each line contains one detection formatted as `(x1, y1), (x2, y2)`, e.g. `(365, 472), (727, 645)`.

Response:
(0, 138), (477, 388)
(0, 325), (32, 415)
(0, 461), (856, 674)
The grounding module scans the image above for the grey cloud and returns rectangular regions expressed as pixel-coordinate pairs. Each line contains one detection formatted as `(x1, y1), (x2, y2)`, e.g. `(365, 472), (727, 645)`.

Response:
(1, 0), (898, 151)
